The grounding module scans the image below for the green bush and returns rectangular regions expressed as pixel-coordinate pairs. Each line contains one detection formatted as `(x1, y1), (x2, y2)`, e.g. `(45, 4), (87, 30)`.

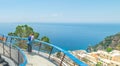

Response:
(106, 47), (113, 52)
(96, 62), (102, 66)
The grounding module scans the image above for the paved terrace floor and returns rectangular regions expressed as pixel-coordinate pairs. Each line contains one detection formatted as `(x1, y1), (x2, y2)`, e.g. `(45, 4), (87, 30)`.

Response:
(25, 50), (56, 66)
(0, 44), (56, 66)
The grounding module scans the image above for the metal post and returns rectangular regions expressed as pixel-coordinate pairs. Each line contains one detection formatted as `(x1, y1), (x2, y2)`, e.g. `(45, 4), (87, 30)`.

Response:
(2, 35), (5, 55)
(60, 53), (65, 66)
(18, 49), (20, 66)
(9, 38), (12, 58)
(5, 37), (8, 43)
(48, 47), (53, 59)
(38, 43), (42, 54)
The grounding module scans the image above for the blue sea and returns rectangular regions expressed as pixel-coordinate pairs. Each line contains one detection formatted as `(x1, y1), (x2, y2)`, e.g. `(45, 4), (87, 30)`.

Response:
(0, 23), (120, 51)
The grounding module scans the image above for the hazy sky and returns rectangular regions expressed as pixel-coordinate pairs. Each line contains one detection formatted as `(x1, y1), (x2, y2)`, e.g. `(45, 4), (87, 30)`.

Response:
(0, 0), (120, 23)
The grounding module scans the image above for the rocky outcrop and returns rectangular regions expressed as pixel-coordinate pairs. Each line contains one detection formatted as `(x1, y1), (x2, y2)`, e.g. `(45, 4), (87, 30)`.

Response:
(93, 33), (120, 51)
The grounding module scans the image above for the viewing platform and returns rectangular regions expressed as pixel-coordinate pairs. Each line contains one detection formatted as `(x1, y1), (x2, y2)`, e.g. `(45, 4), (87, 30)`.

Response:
(25, 50), (56, 66)
(0, 34), (87, 66)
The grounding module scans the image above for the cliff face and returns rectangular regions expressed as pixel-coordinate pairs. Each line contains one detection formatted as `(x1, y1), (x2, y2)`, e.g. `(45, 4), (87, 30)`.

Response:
(93, 33), (120, 51)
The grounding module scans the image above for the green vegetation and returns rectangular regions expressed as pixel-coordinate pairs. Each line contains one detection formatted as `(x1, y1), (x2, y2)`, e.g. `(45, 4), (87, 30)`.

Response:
(8, 25), (51, 50)
(8, 25), (39, 38)
(56, 52), (61, 58)
(8, 25), (39, 49)
(40, 36), (52, 52)
(96, 62), (102, 66)
(106, 47), (113, 52)
(92, 33), (120, 51)
(41, 36), (50, 43)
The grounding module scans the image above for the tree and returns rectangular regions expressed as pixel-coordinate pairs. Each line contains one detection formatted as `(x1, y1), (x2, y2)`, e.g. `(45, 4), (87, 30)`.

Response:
(8, 25), (39, 38)
(8, 25), (39, 48)
(40, 36), (52, 52)
(8, 32), (15, 36)
(41, 36), (50, 43)
(8, 25), (51, 50)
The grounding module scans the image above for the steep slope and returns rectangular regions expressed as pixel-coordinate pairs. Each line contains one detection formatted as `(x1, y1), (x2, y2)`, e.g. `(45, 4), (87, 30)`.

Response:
(93, 32), (120, 51)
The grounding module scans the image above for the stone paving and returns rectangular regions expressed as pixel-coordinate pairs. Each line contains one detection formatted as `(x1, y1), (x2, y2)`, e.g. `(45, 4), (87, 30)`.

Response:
(25, 51), (56, 66)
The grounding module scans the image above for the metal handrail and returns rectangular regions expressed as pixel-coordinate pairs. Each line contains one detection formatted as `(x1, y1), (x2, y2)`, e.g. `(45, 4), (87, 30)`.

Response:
(0, 34), (27, 66)
(7, 35), (88, 66)
(37, 41), (88, 66)
(15, 46), (27, 66)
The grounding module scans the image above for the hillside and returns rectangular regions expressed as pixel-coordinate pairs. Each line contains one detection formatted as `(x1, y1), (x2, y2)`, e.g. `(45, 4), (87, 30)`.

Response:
(92, 32), (120, 52)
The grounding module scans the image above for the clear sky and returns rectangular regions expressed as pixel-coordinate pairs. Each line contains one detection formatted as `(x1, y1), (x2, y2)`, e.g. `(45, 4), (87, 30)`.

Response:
(0, 0), (120, 23)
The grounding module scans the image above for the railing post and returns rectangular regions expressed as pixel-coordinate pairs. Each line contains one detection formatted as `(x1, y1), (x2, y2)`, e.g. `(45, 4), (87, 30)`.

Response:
(60, 53), (65, 66)
(9, 37), (12, 58)
(38, 43), (42, 54)
(48, 47), (53, 59)
(18, 49), (20, 66)
(2, 35), (5, 55)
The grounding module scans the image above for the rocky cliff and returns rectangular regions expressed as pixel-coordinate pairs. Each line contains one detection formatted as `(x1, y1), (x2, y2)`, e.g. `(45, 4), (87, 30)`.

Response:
(93, 32), (120, 51)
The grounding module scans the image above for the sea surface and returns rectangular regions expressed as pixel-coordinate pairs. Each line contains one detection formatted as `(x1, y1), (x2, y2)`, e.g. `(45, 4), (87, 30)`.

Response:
(0, 23), (120, 51)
